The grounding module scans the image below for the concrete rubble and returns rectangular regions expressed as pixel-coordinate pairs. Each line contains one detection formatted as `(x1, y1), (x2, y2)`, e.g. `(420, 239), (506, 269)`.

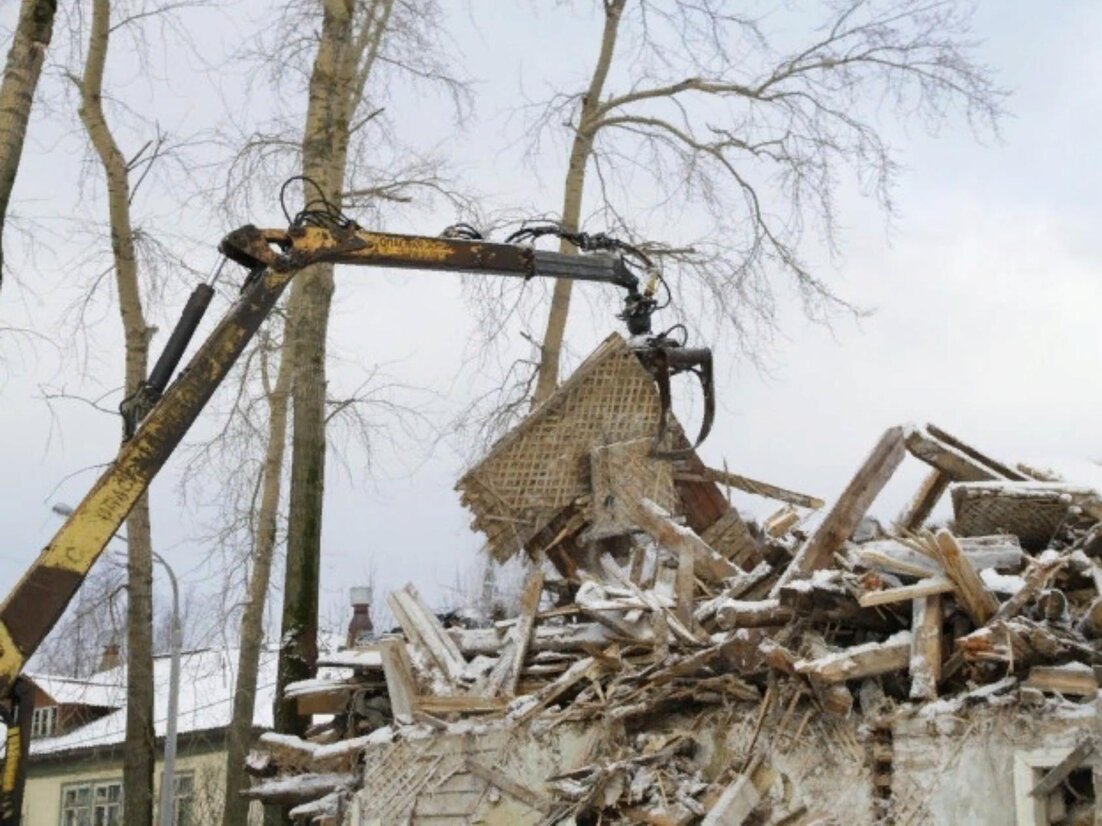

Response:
(243, 335), (1102, 825)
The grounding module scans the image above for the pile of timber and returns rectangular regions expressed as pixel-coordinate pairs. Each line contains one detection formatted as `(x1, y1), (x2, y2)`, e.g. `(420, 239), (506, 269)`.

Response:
(243, 422), (1102, 825)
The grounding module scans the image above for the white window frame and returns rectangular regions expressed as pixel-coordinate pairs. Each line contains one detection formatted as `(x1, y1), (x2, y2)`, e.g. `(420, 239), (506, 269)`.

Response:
(1013, 745), (1098, 826)
(31, 705), (57, 738)
(156, 770), (195, 826)
(59, 778), (123, 826)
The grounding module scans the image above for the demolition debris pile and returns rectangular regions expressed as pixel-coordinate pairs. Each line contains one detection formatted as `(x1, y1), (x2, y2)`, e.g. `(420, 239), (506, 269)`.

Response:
(243, 335), (1102, 825)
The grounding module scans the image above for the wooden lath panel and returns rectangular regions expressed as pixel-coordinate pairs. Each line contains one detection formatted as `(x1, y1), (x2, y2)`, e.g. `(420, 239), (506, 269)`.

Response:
(457, 334), (675, 562)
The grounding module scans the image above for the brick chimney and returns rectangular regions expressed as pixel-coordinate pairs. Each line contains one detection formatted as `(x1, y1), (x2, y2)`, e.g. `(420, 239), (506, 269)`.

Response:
(96, 641), (121, 673)
(346, 586), (374, 647)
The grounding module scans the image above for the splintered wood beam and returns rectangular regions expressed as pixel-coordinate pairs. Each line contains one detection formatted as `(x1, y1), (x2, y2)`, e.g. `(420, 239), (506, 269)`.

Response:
(855, 535), (1023, 579)
(925, 424), (1027, 481)
(714, 599), (793, 630)
(858, 576), (954, 607)
(1023, 665), (1099, 697)
(387, 584), (467, 686)
(794, 633), (911, 684)
(675, 544), (695, 631)
(601, 557), (705, 645)
(417, 695), (509, 714)
(904, 425), (1020, 483)
(633, 498), (741, 583)
(241, 773), (353, 806)
(678, 466), (825, 510)
(932, 530), (999, 626)
(895, 469), (951, 532)
(516, 655), (597, 723)
(909, 595), (943, 701)
(376, 638), (416, 723)
(773, 427), (906, 594)
(1029, 741), (1095, 797)
(503, 570), (544, 696)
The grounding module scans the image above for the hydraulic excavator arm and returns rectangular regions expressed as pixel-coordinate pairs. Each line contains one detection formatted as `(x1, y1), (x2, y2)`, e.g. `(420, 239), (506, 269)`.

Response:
(0, 200), (713, 824)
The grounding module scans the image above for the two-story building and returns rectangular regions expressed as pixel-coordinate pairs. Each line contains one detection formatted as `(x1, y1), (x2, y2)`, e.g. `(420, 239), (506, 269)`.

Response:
(21, 645), (276, 826)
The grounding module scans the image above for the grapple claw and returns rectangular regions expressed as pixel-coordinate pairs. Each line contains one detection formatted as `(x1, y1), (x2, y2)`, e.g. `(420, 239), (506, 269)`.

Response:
(633, 345), (715, 460)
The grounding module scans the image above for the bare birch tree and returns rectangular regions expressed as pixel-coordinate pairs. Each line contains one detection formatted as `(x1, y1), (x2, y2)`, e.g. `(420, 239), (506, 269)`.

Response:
(526, 0), (1005, 403)
(219, 325), (292, 826)
(0, 0), (57, 289)
(74, 1), (158, 821)
(202, 3), (468, 821)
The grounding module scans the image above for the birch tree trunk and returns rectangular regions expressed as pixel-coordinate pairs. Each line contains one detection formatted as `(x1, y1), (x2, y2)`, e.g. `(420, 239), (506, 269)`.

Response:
(531, 0), (626, 405)
(0, 0), (56, 286)
(274, 0), (391, 748)
(221, 334), (293, 826)
(78, 2), (156, 824)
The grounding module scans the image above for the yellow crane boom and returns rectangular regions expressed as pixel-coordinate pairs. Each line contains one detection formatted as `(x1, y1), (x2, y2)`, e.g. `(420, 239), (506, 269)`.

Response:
(0, 208), (712, 824)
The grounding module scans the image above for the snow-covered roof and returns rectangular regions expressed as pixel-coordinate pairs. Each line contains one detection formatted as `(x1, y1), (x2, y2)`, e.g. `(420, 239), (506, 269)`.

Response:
(23, 673), (124, 709)
(30, 646), (280, 757)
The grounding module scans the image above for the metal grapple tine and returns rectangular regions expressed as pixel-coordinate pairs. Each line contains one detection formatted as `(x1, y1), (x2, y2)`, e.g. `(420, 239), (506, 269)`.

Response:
(640, 346), (715, 461)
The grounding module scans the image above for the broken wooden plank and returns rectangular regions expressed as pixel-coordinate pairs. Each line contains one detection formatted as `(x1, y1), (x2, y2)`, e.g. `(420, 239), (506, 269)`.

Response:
(285, 677), (360, 715)
(854, 534), (1024, 579)
(794, 632), (912, 684)
(507, 570), (545, 695)
(905, 426), (1002, 482)
(1029, 740), (1095, 797)
(714, 599), (793, 630)
(376, 638), (417, 722)
(450, 622), (614, 655)
(241, 773), (354, 806)
(633, 498), (741, 582)
(1023, 664), (1099, 697)
(909, 595), (943, 701)
(388, 584), (467, 685)
(925, 424), (1027, 481)
(675, 544), (695, 631)
(411, 709), (448, 730)
(259, 732), (318, 772)
(601, 557), (705, 645)
(858, 576), (954, 607)
(773, 427), (906, 593)
(417, 695), (509, 715)
(678, 466), (824, 510)
(931, 529), (998, 626)
(516, 655), (598, 723)
(895, 468), (950, 532)
(466, 758), (550, 813)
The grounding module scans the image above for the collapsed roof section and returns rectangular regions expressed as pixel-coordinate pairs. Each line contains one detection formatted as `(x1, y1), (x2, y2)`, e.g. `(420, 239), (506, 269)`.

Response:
(247, 336), (1102, 825)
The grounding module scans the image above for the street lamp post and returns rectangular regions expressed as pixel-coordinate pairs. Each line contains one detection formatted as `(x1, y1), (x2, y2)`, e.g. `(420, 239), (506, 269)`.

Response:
(50, 503), (182, 825)
(153, 550), (181, 826)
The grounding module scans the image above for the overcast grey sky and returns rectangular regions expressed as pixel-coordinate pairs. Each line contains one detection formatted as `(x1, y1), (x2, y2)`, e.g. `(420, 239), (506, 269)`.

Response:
(1, 1), (1100, 644)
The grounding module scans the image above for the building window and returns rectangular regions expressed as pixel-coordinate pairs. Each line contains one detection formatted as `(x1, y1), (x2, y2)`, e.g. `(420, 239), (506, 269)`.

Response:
(60, 780), (122, 826)
(31, 705), (57, 738)
(172, 773), (194, 826)
(1013, 746), (1097, 825)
